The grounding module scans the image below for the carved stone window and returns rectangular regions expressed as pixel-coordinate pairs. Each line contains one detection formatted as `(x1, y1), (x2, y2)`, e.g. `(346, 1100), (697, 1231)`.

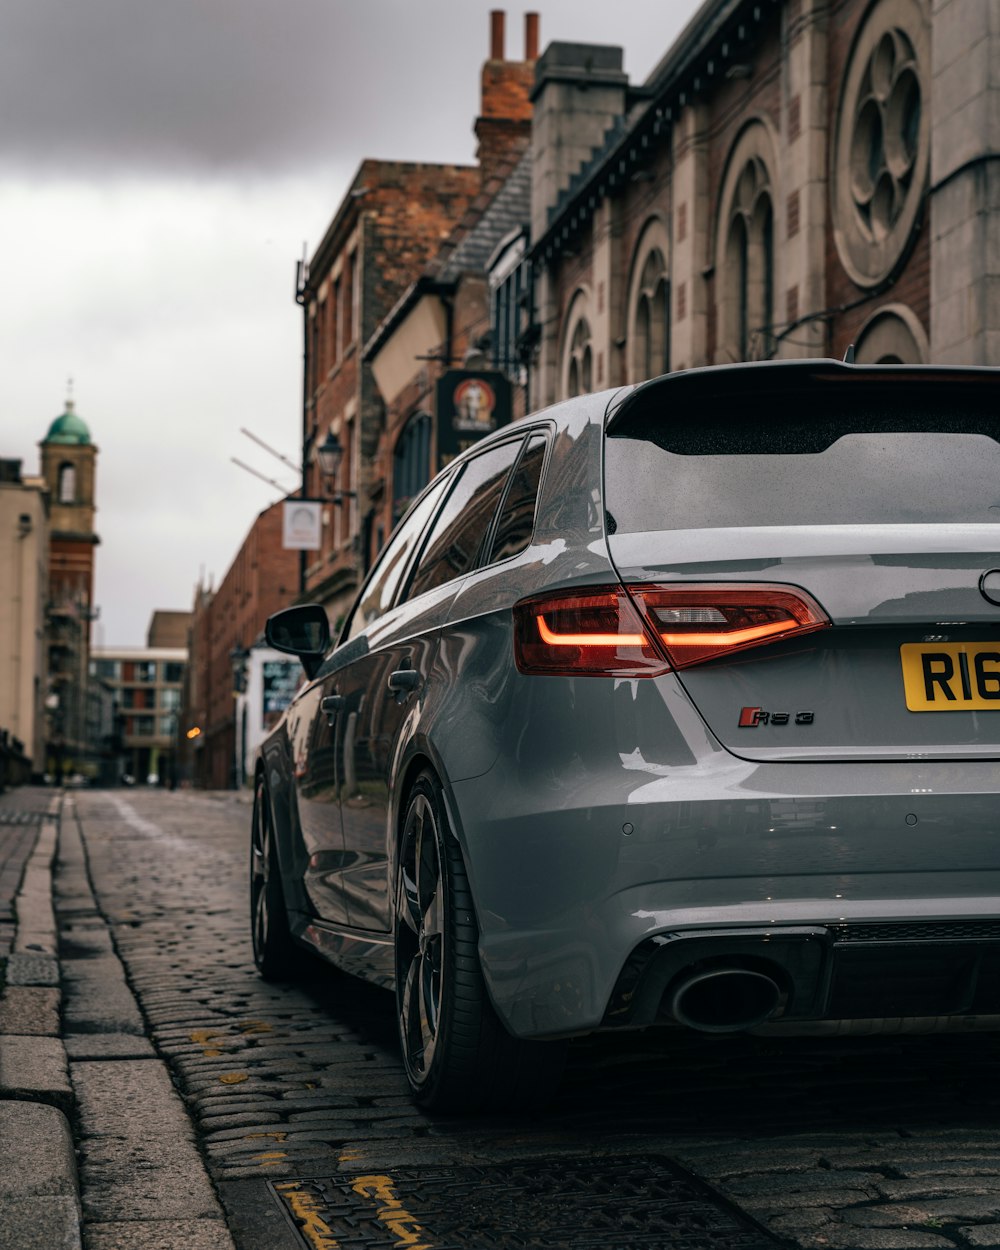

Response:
(853, 303), (928, 363)
(719, 146), (776, 361)
(631, 248), (670, 382)
(565, 315), (593, 398)
(832, 0), (929, 287)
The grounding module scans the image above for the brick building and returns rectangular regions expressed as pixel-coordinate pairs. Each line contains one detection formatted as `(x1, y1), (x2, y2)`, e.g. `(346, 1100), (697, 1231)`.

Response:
(521, 0), (996, 415)
(184, 499), (299, 789)
(296, 160), (482, 627)
(365, 11), (538, 544)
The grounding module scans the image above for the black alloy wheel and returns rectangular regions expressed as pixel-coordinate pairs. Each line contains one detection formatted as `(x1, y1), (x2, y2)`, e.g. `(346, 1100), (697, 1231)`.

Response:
(394, 769), (565, 1114)
(250, 776), (297, 979)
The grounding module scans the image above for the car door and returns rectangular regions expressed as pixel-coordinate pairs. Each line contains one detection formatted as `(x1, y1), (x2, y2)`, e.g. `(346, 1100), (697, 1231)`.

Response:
(337, 435), (528, 931)
(312, 473), (453, 927)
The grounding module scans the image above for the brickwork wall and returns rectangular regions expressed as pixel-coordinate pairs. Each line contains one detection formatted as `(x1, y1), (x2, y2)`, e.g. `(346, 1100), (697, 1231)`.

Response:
(192, 502), (297, 789)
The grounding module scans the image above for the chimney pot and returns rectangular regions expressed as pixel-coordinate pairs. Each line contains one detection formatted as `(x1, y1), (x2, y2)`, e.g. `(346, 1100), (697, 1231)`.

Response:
(490, 10), (505, 60)
(525, 12), (539, 62)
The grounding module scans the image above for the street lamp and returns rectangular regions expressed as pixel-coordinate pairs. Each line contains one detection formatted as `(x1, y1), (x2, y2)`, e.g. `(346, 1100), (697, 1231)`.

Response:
(316, 431), (358, 502)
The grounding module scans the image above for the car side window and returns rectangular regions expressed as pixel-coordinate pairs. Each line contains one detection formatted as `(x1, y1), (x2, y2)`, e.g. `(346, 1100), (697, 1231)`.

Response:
(487, 433), (547, 564)
(343, 474), (451, 642)
(403, 439), (523, 603)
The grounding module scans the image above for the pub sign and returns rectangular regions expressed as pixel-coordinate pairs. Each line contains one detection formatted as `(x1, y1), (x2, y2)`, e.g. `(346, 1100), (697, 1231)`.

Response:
(435, 369), (511, 466)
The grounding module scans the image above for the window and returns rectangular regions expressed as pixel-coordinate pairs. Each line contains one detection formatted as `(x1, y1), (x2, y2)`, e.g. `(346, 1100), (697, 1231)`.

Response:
(136, 661), (156, 683)
(490, 230), (529, 383)
(58, 462), (76, 503)
(158, 716), (176, 737)
(405, 439), (523, 602)
(720, 148), (775, 361)
(346, 250), (357, 346)
(131, 716), (155, 738)
(160, 688), (181, 711)
(94, 659), (120, 680)
(393, 412), (432, 523)
(344, 474), (452, 642)
(333, 277), (342, 364)
(632, 249), (670, 382)
(163, 662), (184, 684)
(567, 318), (593, 397)
(488, 434), (547, 564)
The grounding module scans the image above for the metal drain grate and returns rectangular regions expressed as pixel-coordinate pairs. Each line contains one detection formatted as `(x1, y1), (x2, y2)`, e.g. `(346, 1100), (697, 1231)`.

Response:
(270, 1155), (787, 1250)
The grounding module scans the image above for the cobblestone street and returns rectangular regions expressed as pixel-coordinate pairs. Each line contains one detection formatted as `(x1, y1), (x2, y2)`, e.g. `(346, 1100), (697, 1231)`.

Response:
(57, 788), (1000, 1249)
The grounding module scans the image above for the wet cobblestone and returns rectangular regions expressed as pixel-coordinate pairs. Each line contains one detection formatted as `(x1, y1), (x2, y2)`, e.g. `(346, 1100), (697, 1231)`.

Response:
(65, 788), (1000, 1249)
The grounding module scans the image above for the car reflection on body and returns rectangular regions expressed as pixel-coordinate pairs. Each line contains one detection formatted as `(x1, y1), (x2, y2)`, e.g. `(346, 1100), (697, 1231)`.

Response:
(252, 359), (1000, 1113)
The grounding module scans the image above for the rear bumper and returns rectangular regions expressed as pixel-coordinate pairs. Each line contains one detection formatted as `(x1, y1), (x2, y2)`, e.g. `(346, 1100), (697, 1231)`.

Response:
(449, 754), (1000, 1039)
(602, 919), (1000, 1031)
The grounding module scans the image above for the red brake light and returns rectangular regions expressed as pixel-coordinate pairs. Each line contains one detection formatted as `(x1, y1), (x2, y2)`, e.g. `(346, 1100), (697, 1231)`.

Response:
(630, 584), (829, 668)
(514, 583), (829, 675)
(513, 588), (668, 676)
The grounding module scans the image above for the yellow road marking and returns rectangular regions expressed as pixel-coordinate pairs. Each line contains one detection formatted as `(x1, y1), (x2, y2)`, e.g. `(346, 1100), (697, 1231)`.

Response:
(251, 1150), (288, 1166)
(190, 1028), (227, 1058)
(245, 1131), (288, 1143)
(351, 1174), (434, 1249)
(274, 1182), (341, 1249)
(239, 1019), (273, 1034)
(218, 1072), (248, 1085)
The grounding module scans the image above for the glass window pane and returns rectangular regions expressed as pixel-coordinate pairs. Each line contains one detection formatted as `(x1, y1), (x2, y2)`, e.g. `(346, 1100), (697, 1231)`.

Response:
(345, 473), (451, 641)
(488, 435), (546, 564)
(406, 439), (522, 602)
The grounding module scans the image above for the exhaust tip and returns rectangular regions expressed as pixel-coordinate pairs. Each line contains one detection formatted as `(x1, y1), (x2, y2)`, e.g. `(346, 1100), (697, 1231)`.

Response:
(670, 967), (782, 1033)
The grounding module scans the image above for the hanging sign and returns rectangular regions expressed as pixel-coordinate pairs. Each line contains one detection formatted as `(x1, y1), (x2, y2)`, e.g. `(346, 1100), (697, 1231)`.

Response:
(435, 369), (512, 466)
(282, 500), (322, 550)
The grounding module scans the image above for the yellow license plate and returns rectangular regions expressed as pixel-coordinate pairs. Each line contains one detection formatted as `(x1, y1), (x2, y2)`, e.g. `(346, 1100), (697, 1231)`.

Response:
(901, 642), (1000, 711)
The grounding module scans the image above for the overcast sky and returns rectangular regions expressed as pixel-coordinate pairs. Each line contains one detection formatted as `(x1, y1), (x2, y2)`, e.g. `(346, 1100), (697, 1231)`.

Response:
(1, 0), (702, 647)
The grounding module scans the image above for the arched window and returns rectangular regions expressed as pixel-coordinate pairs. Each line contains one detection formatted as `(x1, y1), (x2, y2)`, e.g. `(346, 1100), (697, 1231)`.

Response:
(632, 249), (670, 382)
(58, 462), (76, 503)
(716, 120), (780, 364)
(566, 317), (592, 398)
(723, 157), (774, 360)
(853, 304), (928, 363)
(393, 412), (432, 524)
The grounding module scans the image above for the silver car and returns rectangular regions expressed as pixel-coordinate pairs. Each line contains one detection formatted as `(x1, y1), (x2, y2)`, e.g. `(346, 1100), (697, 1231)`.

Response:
(253, 359), (1000, 1113)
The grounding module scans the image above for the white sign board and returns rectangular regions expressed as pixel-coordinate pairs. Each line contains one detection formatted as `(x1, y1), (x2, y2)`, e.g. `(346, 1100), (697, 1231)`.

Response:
(282, 500), (321, 550)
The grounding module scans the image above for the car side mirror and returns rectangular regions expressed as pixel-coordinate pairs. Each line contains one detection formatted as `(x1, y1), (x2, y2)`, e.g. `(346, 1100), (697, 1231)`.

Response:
(265, 604), (331, 678)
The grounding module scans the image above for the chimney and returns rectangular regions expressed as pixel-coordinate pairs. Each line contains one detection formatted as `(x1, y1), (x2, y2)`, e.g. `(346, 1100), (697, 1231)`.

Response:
(476, 10), (536, 184)
(525, 13), (539, 62)
(490, 9), (505, 60)
(530, 43), (628, 241)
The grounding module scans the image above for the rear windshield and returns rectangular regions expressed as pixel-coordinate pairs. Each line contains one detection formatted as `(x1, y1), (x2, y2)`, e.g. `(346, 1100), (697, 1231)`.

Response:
(605, 399), (1000, 532)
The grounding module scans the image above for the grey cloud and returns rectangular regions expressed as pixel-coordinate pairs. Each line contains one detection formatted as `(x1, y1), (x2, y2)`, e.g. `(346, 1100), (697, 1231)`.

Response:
(1, 0), (676, 175)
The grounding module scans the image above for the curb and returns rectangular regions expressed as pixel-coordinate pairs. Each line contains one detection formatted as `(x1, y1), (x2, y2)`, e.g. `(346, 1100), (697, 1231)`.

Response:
(0, 795), (82, 1250)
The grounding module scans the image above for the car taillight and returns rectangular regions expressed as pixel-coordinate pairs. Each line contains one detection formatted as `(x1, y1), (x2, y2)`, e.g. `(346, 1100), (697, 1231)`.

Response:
(630, 584), (830, 668)
(513, 584), (829, 676)
(513, 588), (668, 676)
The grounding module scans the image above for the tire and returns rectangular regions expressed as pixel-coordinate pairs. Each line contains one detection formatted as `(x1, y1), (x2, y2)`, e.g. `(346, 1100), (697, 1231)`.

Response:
(394, 770), (566, 1114)
(250, 776), (298, 980)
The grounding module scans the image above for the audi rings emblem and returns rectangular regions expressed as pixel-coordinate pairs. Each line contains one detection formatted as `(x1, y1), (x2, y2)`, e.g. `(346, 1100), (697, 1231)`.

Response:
(978, 569), (1000, 606)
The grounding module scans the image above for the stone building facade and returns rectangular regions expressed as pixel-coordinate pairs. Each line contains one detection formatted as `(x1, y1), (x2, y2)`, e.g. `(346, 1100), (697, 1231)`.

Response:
(524, 0), (998, 415)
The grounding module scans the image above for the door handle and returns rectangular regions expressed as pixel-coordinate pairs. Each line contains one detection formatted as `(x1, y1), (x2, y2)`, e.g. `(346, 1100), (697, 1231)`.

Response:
(321, 694), (344, 724)
(387, 668), (420, 702)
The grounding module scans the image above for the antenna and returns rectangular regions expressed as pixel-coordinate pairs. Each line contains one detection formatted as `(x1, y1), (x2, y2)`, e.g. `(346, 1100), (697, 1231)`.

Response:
(230, 457), (296, 495)
(240, 428), (300, 474)
(843, 343), (856, 364)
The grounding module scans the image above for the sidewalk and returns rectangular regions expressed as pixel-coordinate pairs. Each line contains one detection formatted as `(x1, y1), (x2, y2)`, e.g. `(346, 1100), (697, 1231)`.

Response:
(0, 786), (79, 1250)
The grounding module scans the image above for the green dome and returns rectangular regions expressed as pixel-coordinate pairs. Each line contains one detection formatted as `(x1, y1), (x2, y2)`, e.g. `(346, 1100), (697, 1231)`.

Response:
(44, 401), (91, 445)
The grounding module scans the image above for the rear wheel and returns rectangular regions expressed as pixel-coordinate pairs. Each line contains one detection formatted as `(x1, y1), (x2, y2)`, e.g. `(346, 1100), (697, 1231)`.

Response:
(250, 776), (298, 980)
(394, 770), (565, 1114)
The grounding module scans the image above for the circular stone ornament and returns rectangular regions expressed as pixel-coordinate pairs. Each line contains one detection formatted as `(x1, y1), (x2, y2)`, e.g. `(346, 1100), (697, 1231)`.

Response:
(832, 0), (930, 288)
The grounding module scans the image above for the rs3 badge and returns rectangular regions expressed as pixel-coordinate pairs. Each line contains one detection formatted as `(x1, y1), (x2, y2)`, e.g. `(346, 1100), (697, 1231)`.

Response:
(739, 707), (814, 727)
